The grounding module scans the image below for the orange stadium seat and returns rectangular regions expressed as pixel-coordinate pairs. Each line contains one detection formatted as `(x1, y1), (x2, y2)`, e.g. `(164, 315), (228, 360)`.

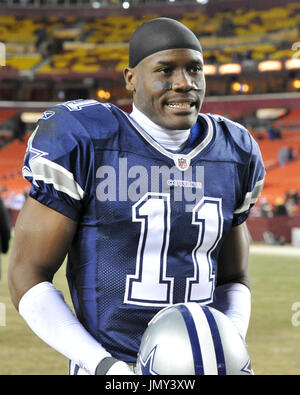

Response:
(262, 160), (300, 205)
(256, 129), (300, 205)
(257, 130), (300, 164)
(0, 137), (30, 195)
(0, 109), (17, 122)
(273, 109), (300, 129)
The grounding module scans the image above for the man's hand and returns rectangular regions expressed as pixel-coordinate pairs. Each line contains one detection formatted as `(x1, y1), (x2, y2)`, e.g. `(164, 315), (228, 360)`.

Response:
(95, 357), (136, 375)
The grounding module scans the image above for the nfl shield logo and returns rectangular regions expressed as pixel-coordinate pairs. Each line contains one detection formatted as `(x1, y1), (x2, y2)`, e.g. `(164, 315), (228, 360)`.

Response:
(174, 155), (190, 171)
(178, 157), (187, 170)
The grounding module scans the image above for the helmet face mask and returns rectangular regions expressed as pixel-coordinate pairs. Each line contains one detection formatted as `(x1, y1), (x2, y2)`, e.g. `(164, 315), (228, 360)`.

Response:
(137, 303), (253, 375)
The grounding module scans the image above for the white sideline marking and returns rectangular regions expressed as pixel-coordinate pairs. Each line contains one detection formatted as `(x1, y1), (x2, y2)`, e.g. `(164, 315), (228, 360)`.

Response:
(250, 244), (300, 257)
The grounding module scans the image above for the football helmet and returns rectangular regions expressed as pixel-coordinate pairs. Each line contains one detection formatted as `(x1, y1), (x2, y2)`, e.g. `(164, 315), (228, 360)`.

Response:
(136, 302), (253, 375)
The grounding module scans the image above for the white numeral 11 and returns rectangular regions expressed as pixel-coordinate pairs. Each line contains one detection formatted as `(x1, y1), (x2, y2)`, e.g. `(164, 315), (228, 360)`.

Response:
(124, 193), (223, 307)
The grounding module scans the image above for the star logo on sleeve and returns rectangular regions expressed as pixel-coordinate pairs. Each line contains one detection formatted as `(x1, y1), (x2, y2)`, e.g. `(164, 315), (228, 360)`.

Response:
(40, 111), (55, 120)
(22, 125), (48, 186)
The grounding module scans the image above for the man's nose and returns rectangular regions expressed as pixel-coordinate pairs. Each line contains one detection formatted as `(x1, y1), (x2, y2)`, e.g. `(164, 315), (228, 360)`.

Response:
(172, 69), (194, 91)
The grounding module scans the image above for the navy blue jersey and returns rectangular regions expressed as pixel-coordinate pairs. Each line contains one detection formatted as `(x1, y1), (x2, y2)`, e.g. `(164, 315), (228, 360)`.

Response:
(23, 99), (265, 362)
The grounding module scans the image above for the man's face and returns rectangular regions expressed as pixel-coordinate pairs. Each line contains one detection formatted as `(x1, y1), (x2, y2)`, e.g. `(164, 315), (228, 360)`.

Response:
(124, 48), (206, 130)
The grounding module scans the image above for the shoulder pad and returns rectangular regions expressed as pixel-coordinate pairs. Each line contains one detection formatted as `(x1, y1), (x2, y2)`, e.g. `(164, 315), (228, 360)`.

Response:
(208, 113), (252, 154)
(208, 113), (248, 132)
(52, 100), (119, 140)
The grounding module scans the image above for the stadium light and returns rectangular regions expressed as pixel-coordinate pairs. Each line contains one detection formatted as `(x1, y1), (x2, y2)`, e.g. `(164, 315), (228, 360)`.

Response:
(292, 79), (300, 90)
(20, 112), (43, 123)
(219, 63), (242, 75)
(122, 1), (130, 9)
(231, 82), (250, 94)
(97, 89), (111, 100)
(92, 1), (101, 8)
(256, 108), (288, 120)
(285, 58), (300, 70)
(203, 64), (217, 75)
(258, 60), (282, 72)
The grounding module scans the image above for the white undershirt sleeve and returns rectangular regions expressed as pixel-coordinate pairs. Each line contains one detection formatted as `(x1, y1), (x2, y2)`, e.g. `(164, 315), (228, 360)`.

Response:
(18, 281), (111, 375)
(212, 282), (251, 339)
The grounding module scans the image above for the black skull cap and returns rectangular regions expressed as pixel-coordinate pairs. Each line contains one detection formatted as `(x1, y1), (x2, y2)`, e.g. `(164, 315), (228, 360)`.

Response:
(129, 17), (202, 68)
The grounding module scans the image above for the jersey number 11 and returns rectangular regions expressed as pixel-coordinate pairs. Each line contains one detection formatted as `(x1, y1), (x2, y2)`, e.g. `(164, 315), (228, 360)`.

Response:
(124, 192), (223, 307)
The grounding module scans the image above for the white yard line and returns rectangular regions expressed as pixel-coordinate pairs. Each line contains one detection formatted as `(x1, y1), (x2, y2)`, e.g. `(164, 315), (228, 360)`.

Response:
(250, 244), (300, 257)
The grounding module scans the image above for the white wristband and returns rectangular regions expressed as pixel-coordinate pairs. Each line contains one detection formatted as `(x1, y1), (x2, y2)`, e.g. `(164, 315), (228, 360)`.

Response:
(18, 281), (111, 375)
(213, 282), (251, 339)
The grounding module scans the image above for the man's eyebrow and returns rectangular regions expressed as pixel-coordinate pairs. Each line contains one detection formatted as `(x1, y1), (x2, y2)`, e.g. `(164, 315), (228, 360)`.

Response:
(155, 60), (175, 66)
(155, 58), (204, 67)
(189, 59), (204, 67)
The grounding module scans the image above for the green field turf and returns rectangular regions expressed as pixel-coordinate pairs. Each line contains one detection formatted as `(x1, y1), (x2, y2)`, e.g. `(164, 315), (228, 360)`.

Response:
(247, 251), (300, 375)
(0, 244), (299, 375)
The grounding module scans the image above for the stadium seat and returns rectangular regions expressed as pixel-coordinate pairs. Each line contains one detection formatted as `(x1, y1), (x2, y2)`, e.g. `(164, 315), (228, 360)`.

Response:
(255, 129), (300, 205)
(0, 137), (30, 195)
(1, 3), (300, 74)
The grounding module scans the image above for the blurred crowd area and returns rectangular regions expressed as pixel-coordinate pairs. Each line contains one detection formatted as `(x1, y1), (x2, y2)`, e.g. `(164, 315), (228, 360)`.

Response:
(253, 189), (299, 219)
(1, 0), (300, 102)
(0, 0), (232, 6)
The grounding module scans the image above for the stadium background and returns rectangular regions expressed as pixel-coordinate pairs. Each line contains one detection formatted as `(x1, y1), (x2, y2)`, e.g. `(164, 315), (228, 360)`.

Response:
(0, 0), (300, 375)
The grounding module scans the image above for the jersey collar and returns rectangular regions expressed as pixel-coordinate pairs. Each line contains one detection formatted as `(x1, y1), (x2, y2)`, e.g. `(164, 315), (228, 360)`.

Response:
(124, 112), (214, 171)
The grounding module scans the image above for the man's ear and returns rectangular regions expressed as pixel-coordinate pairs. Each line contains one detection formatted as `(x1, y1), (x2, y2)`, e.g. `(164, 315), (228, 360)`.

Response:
(123, 67), (136, 92)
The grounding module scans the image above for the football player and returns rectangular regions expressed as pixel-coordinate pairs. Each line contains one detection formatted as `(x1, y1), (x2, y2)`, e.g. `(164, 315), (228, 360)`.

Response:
(8, 18), (265, 375)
